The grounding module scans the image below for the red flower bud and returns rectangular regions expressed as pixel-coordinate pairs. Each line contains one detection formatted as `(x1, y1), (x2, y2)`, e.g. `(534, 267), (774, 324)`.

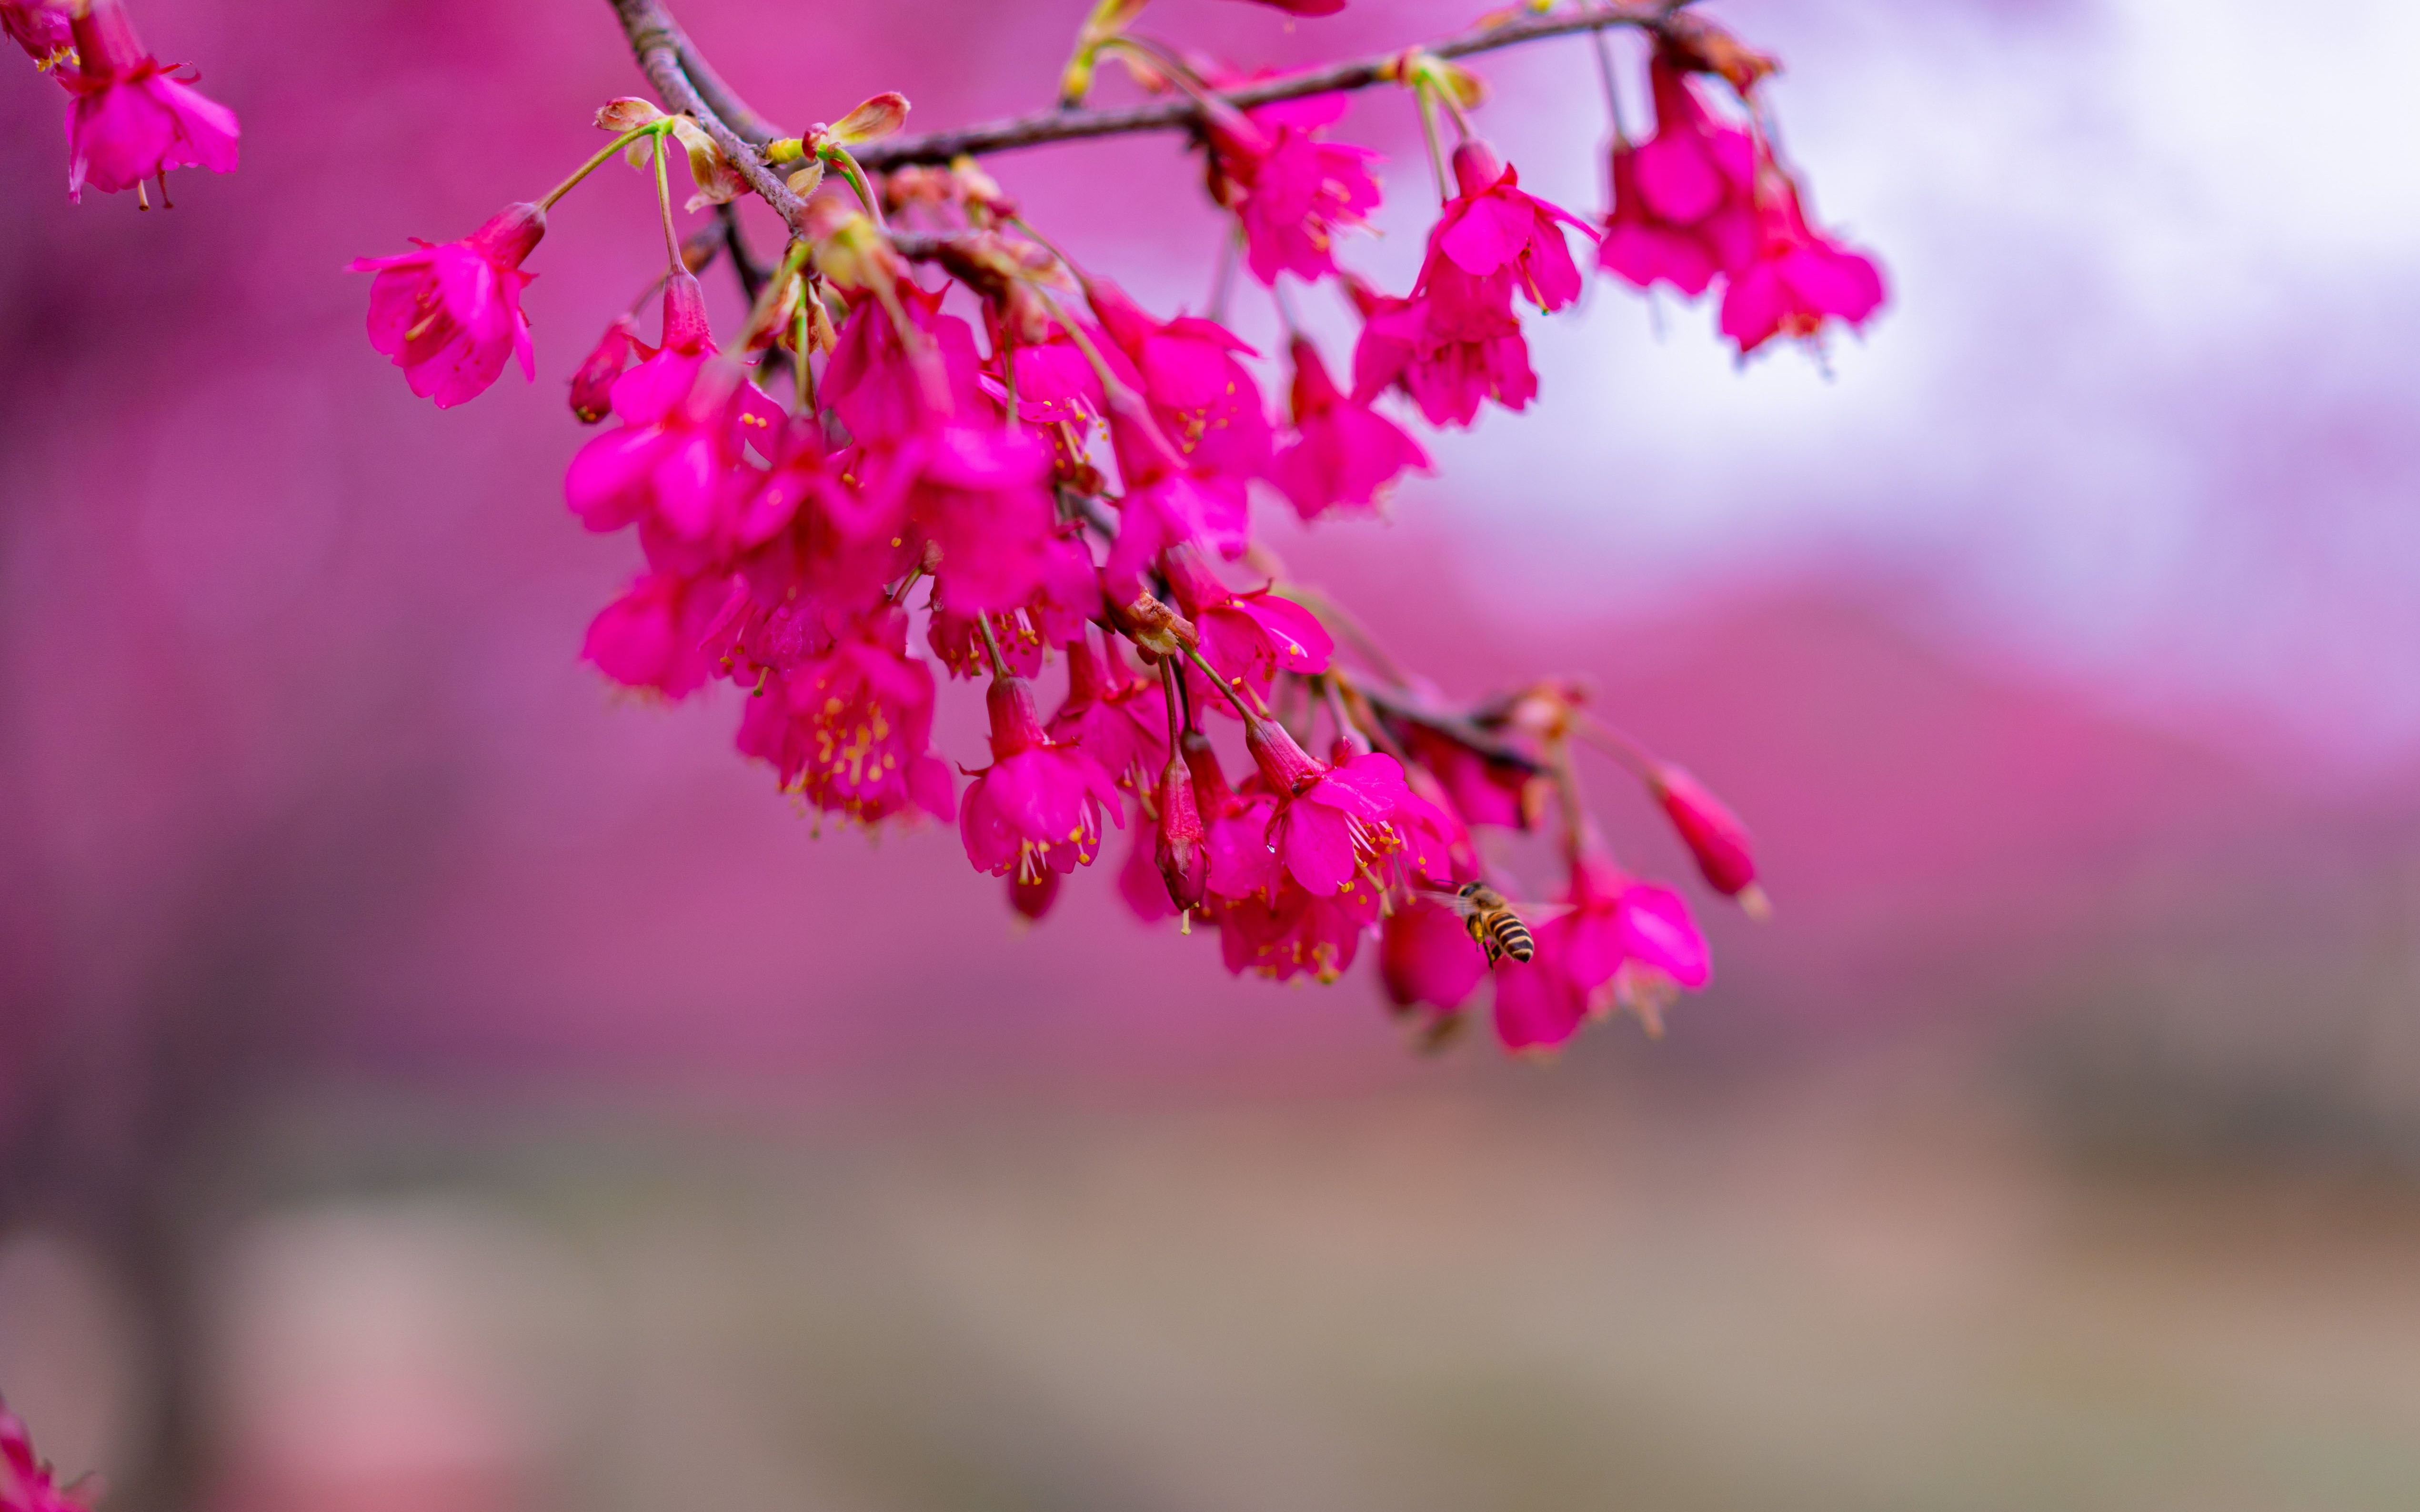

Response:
(1153, 755), (1209, 912)
(569, 314), (644, 424)
(1652, 764), (1766, 916)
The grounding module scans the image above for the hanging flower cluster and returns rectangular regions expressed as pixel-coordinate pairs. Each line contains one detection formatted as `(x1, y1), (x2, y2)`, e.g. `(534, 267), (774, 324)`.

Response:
(4, 0), (239, 205)
(347, 0), (1868, 1056)
(0, 1397), (90, 1512)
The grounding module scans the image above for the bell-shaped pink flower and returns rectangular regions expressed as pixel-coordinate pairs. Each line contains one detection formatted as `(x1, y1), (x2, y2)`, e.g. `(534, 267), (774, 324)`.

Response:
(825, 282), (992, 446)
(1598, 56), (1758, 298)
(349, 202), (545, 410)
(1246, 718), (1424, 896)
(1719, 171), (1885, 355)
(1101, 390), (1252, 601)
(1205, 94), (1382, 285)
(1272, 336), (1428, 519)
(564, 276), (786, 557)
(1086, 279), (1273, 488)
(1651, 763), (1764, 908)
(1379, 895), (1490, 1016)
(60, 0), (237, 202)
(731, 420), (911, 619)
(1, 1395), (85, 1512)
(908, 423), (1094, 616)
(1048, 634), (1169, 790)
(1162, 547), (1331, 712)
(1492, 855), (1710, 1051)
(3, 2), (72, 72)
(959, 673), (1125, 881)
(1216, 873), (1382, 983)
(742, 607), (954, 826)
(1405, 723), (1537, 831)
(582, 568), (733, 701)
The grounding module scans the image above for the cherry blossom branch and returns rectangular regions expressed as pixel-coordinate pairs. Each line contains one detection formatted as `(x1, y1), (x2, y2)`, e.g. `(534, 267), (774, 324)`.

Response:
(854, 0), (1697, 170)
(606, 0), (809, 230)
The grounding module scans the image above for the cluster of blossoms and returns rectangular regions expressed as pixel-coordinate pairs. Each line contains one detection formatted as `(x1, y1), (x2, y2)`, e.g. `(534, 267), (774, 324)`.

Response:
(0, 1399), (88, 1512)
(349, 0), (1866, 1054)
(3, 0), (238, 205)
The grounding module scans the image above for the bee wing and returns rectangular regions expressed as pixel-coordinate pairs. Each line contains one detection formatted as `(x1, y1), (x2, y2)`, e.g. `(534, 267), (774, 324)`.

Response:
(1518, 902), (1576, 926)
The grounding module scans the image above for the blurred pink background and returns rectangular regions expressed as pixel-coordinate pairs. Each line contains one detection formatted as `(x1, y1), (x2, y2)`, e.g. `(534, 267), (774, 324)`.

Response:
(4, 2), (2419, 1509)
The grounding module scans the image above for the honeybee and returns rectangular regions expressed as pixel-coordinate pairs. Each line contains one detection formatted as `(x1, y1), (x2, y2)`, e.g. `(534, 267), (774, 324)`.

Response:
(1433, 881), (1536, 965)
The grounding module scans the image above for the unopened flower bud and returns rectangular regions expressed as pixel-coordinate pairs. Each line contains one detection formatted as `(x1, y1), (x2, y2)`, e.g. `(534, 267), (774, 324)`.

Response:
(1153, 756), (1209, 911)
(569, 314), (643, 423)
(828, 91), (910, 146)
(1450, 139), (1508, 198)
(594, 97), (666, 132)
(1651, 764), (1765, 916)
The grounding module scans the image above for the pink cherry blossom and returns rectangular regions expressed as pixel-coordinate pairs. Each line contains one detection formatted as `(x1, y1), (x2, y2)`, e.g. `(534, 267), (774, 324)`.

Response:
(1405, 723), (1536, 830)
(906, 423), (1093, 616)
(2, 2), (71, 72)
(926, 598), (1046, 680)
(1086, 279), (1272, 488)
(1597, 55), (1758, 298)
(1205, 94), (1382, 285)
(1719, 171), (1885, 355)
(1272, 336), (1428, 519)
(60, 0), (237, 201)
(743, 607), (953, 826)
(582, 568), (734, 701)
(1216, 873), (1381, 983)
(1101, 391), (1252, 601)
(0, 1397), (83, 1512)
(1351, 142), (1590, 429)
(826, 282), (992, 446)
(1379, 894), (1490, 1016)
(1048, 634), (1169, 790)
(1162, 547), (1331, 711)
(1492, 856), (1710, 1051)
(349, 202), (545, 409)
(563, 277), (787, 558)
(959, 674), (1124, 881)
(731, 419), (911, 619)
(1246, 718), (1426, 896)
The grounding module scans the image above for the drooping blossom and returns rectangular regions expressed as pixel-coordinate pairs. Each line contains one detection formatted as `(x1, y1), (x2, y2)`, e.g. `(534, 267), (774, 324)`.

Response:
(1492, 855), (1710, 1052)
(1162, 547), (1331, 711)
(731, 417), (908, 620)
(1405, 722), (1537, 830)
(1101, 389), (1252, 601)
(60, 0), (237, 201)
(1718, 169), (1885, 355)
(1650, 763), (1763, 907)
(960, 673), (1124, 881)
(582, 568), (735, 701)
(349, 202), (545, 409)
(570, 314), (649, 423)
(1245, 717), (1427, 896)
(1150, 751), (1211, 912)
(1272, 336), (1428, 519)
(563, 274), (786, 562)
(1379, 894), (1490, 1017)
(1351, 141), (1590, 428)
(0, 1397), (84, 1512)
(740, 608), (954, 826)
(926, 596), (1047, 680)
(1218, 874), (1383, 983)
(1203, 93), (1382, 285)
(824, 282), (991, 447)
(905, 423), (1093, 616)
(1597, 55), (1758, 298)
(2, 1), (71, 72)
(1048, 633), (1169, 790)
(1086, 279), (1272, 491)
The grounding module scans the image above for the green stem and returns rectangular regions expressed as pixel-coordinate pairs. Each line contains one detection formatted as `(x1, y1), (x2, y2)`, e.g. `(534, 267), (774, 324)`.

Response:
(651, 133), (684, 274)
(537, 119), (672, 211)
(822, 145), (885, 226)
(1414, 87), (1452, 206)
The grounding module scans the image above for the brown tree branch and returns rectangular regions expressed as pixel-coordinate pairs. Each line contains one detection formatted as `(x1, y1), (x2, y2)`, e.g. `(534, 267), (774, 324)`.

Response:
(607, 0), (808, 230)
(855, 1), (1695, 170)
(610, 0), (1692, 186)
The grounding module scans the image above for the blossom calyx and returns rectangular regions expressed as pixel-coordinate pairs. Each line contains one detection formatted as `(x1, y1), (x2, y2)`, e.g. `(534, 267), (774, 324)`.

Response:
(1107, 590), (1197, 661)
(1245, 716), (1324, 796)
(1656, 16), (1778, 95)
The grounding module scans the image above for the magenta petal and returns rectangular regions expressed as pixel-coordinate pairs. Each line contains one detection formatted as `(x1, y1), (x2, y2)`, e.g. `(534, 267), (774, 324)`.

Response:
(1617, 884), (1711, 988)
(1438, 193), (1531, 278)
(1275, 798), (1360, 895)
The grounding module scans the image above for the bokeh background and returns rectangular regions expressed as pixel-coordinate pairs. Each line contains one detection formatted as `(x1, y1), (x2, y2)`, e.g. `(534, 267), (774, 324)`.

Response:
(5, 0), (2420, 1508)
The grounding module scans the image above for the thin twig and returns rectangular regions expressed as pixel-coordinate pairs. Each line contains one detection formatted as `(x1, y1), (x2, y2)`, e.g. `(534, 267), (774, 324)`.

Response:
(606, 0), (809, 230)
(856, 1), (1693, 170)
